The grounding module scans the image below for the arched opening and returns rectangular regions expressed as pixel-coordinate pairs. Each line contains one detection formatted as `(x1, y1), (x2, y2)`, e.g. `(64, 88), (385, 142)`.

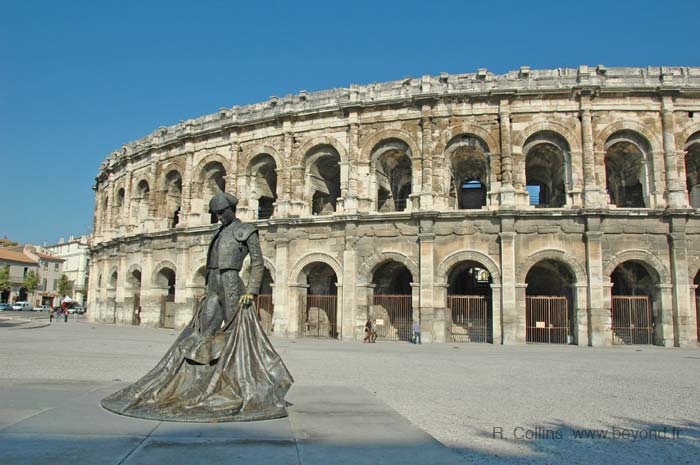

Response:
(1, 289), (9, 303)
(524, 131), (568, 208)
(298, 262), (338, 338)
(446, 135), (489, 209)
(305, 146), (340, 215)
(610, 260), (659, 345)
(372, 139), (412, 212)
(18, 287), (28, 302)
(192, 266), (207, 301)
(605, 131), (651, 208)
(155, 267), (176, 328)
(249, 154), (277, 219)
(525, 260), (576, 344)
(133, 180), (150, 224)
(163, 170), (182, 228)
(198, 161), (226, 223)
(371, 261), (413, 341)
(128, 269), (142, 325)
(116, 188), (125, 215)
(684, 132), (700, 208)
(101, 196), (109, 231)
(446, 260), (493, 342)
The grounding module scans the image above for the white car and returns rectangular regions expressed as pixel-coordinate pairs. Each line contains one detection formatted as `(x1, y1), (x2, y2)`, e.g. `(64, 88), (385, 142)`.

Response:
(12, 302), (32, 311)
(34, 305), (52, 312)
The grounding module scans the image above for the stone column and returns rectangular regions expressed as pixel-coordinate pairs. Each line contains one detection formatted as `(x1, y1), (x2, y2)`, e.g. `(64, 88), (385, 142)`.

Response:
(180, 151), (194, 226)
(272, 236), (290, 335)
(499, 98), (516, 206)
(344, 120), (360, 213)
(657, 283), (675, 347)
(287, 284), (307, 338)
(289, 165), (306, 215)
(661, 95), (688, 208)
(490, 283), (503, 344)
(140, 251), (157, 327)
(174, 241), (190, 328)
(574, 283), (589, 345)
(418, 217), (435, 342)
(274, 130), (294, 217)
(585, 217), (611, 346)
(669, 218), (694, 346)
(499, 221), (520, 343)
(340, 238), (358, 340)
(421, 104), (434, 210)
(580, 92), (603, 207)
(122, 170), (133, 233)
(116, 253), (127, 324)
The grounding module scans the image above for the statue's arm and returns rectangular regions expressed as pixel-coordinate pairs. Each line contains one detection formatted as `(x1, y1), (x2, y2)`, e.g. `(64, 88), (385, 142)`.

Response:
(246, 231), (264, 295)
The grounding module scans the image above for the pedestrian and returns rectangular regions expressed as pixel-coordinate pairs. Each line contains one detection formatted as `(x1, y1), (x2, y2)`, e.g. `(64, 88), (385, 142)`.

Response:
(370, 319), (378, 343)
(363, 319), (372, 343)
(413, 320), (421, 344)
(64, 307), (69, 322)
(49, 308), (54, 323)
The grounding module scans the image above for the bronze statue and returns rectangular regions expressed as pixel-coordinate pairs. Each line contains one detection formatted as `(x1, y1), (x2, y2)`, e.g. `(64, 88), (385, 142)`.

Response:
(101, 193), (293, 422)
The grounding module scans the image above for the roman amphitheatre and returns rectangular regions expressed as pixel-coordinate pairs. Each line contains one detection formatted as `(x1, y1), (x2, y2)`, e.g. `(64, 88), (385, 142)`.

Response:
(88, 65), (700, 347)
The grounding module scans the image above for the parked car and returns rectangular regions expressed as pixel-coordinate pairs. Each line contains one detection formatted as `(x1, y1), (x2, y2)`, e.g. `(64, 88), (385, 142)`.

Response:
(0, 303), (11, 311)
(12, 302), (32, 311)
(34, 305), (52, 312)
(70, 306), (86, 314)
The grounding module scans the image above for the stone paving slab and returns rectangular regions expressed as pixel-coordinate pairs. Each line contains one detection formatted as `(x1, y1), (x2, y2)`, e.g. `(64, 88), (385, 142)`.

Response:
(0, 382), (465, 465)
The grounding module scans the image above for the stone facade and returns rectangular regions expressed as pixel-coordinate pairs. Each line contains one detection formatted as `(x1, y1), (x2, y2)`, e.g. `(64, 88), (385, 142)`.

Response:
(89, 66), (700, 347)
(44, 235), (91, 305)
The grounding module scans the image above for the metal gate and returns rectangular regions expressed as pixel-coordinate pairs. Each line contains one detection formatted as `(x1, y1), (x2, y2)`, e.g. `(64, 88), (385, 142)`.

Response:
(256, 294), (274, 335)
(447, 295), (491, 343)
(372, 295), (412, 341)
(299, 294), (337, 338)
(526, 296), (569, 344)
(611, 296), (653, 345)
(161, 295), (175, 329)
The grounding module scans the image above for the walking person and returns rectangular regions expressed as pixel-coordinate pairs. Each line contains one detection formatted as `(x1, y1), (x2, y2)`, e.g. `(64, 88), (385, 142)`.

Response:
(49, 307), (54, 324)
(363, 319), (372, 343)
(413, 320), (421, 344)
(370, 319), (378, 343)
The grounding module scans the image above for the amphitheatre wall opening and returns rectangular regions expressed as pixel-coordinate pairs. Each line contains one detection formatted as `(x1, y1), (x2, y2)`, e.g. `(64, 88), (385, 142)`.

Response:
(684, 132), (700, 208)
(198, 162), (226, 224)
(525, 260), (576, 344)
(524, 131), (568, 208)
(155, 266), (176, 329)
(248, 153), (278, 219)
(132, 180), (150, 224)
(371, 139), (412, 212)
(162, 170), (183, 228)
(610, 260), (660, 345)
(298, 262), (338, 338)
(446, 260), (493, 343)
(604, 131), (652, 208)
(371, 261), (413, 341)
(305, 146), (340, 216)
(446, 135), (490, 210)
(128, 268), (142, 325)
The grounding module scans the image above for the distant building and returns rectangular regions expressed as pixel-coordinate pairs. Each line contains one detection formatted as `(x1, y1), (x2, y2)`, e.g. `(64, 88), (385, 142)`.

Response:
(0, 248), (39, 304)
(43, 235), (90, 305)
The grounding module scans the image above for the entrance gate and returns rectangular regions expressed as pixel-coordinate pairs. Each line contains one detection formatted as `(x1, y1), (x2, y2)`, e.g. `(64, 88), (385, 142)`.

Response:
(611, 296), (652, 345)
(526, 296), (569, 344)
(256, 294), (274, 335)
(447, 296), (491, 343)
(161, 295), (175, 329)
(372, 295), (412, 341)
(299, 295), (337, 338)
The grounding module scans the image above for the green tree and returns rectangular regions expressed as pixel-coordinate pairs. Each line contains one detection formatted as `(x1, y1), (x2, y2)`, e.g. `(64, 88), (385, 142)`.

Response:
(58, 274), (73, 296)
(23, 270), (38, 293)
(0, 265), (10, 291)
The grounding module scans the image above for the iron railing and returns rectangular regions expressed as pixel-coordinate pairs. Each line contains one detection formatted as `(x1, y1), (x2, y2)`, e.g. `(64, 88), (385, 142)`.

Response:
(372, 294), (413, 341)
(526, 296), (569, 344)
(611, 296), (653, 345)
(299, 294), (338, 338)
(447, 295), (491, 343)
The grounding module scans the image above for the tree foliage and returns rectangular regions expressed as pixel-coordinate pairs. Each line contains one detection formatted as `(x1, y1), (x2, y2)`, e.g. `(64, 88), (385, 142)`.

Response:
(58, 274), (73, 296)
(23, 270), (38, 292)
(0, 265), (10, 291)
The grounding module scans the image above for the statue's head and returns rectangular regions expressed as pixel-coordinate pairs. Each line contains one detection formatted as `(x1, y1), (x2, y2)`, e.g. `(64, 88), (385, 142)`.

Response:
(209, 193), (238, 226)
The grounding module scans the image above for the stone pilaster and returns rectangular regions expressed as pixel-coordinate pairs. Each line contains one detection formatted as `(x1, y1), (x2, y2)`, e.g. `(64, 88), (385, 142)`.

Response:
(180, 151), (194, 226)
(341, 230), (358, 340)
(272, 235), (290, 335)
(499, 98), (516, 206)
(580, 92), (603, 207)
(661, 95), (688, 208)
(669, 218), (694, 346)
(344, 119), (360, 213)
(420, 104), (434, 210)
(499, 222), (520, 343)
(418, 218), (435, 341)
(585, 217), (611, 346)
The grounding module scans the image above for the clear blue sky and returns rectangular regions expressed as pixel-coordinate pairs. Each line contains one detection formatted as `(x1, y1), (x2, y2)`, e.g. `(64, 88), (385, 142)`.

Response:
(1, 0), (698, 245)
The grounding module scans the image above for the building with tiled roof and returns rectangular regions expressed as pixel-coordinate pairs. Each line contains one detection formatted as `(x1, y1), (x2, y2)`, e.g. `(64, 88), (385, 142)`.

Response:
(0, 248), (38, 304)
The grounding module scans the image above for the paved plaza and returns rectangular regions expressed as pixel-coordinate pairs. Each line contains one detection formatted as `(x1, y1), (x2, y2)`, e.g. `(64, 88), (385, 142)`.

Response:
(1, 314), (699, 464)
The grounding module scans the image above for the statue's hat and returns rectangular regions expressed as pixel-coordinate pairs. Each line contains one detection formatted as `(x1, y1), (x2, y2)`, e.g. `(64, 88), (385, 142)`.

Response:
(209, 192), (238, 212)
